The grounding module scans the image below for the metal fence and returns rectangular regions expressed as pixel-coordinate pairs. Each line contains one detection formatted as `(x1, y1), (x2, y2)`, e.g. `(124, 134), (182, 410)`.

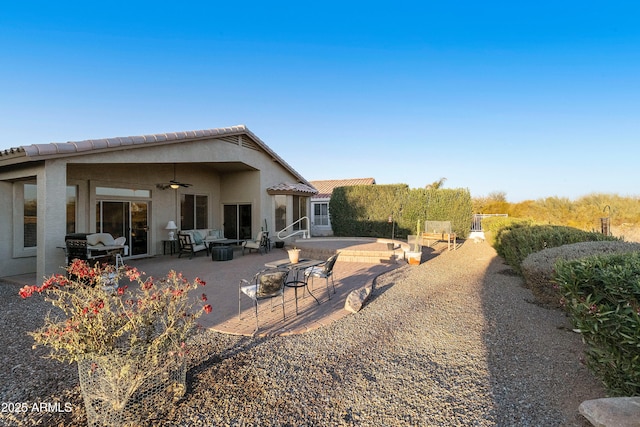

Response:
(471, 214), (508, 232)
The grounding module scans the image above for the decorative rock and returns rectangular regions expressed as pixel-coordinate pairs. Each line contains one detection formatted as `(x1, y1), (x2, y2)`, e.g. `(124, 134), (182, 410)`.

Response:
(579, 397), (640, 427)
(345, 286), (371, 313)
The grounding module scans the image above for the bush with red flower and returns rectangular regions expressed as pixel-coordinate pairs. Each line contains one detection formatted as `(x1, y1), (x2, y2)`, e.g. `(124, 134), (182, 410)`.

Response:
(20, 260), (212, 423)
(20, 259), (212, 363)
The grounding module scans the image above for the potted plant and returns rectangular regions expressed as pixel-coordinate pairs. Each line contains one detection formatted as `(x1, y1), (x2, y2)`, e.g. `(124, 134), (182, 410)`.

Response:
(19, 260), (212, 426)
(406, 219), (422, 265)
(288, 247), (301, 263)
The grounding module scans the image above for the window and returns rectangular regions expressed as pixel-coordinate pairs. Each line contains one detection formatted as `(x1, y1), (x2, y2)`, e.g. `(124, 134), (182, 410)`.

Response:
(23, 183), (37, 247)
(96, 187), (150, 198)
(17, 183), (75, 250)
(181, 194), (208, 230)
(274, 195), (286, 232)
(67, 185), (77, 234)
(314, 202), (329, 226)
(292, 195), (308, 230)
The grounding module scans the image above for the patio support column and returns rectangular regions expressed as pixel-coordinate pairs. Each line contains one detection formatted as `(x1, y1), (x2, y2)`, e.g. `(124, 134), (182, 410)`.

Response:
(36, 159), (67, 283)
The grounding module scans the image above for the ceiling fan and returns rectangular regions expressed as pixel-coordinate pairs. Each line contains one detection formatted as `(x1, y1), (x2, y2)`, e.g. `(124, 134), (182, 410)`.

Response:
(156, 164), (192, 190)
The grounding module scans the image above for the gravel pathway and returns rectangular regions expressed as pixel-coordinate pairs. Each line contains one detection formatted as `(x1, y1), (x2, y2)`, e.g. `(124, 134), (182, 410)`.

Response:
(0, 241), (605, 426)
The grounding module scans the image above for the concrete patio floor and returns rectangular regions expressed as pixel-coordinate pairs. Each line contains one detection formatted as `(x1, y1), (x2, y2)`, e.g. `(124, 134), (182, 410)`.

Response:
(119, 245), (399, 336)
(3, 247), (405, 336)
(1, 239), (451, 337)
(1, 242), (401, 337)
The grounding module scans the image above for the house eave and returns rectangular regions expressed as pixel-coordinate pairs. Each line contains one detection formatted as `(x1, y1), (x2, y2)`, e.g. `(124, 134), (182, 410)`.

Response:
(0, 125), (313, 185)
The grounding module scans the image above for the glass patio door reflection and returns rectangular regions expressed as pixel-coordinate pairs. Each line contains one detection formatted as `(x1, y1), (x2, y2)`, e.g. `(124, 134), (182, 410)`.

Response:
(96, 201), (149, 257)
(223, 204), (252, 240)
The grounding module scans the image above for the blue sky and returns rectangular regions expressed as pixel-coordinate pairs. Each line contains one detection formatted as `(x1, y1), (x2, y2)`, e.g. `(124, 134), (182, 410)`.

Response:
(1, 1), (639, 202)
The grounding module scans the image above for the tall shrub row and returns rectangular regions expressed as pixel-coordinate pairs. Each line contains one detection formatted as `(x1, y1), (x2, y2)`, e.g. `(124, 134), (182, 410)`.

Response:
(493, 224), (618, 274)
(329, 185), (472, 239)
(474, 192), (640, 232)
(486, 220), (639, 396)
(555, 252), (640, 396)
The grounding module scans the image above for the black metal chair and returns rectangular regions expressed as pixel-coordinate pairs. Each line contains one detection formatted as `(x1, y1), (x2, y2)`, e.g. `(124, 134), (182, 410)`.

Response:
(238, 268), (288, 333)
(304, 253), (339, 299)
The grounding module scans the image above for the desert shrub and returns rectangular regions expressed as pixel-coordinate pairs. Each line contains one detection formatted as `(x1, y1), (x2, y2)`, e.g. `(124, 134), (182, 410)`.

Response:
(521, 241), (640, 309)
(555, 252), (640, 396)
(494, 224), (619, 274)
(472, 193), (640, 231)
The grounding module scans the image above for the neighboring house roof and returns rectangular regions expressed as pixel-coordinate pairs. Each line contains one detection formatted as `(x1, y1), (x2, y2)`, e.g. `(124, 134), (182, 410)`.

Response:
(0, 124), (312, 187)
(310, 178), (376, 199)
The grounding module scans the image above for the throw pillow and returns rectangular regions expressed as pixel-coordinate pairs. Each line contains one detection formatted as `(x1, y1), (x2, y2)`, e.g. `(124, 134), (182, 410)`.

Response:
(192, 231), (203, 245)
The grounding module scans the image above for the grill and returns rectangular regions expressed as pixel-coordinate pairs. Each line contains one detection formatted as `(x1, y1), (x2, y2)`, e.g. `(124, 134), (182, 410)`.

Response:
(65, 233), (90, 265)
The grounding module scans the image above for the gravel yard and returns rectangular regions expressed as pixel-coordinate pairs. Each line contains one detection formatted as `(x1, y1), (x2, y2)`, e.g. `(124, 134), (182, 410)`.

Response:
(0, 241), (605, 426)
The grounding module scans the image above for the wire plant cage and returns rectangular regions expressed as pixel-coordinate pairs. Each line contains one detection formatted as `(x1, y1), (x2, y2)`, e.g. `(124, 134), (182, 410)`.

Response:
(78, 348), (186, 427)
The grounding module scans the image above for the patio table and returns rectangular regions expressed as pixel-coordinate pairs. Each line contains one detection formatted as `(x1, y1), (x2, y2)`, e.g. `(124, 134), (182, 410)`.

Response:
(206, 238), (245, 247)
(264, 258), (324, 315)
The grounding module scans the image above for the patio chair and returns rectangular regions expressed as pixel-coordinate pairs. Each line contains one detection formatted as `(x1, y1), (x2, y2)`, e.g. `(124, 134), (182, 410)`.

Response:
(304, 253), (339, 299)
(238, 268), (288, 332)
(242, 231), (269, 255)
(177, 232), (208, 259)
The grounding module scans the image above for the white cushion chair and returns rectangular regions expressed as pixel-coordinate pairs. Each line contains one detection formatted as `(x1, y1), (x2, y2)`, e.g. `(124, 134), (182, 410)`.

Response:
(242, 231), (268, 255)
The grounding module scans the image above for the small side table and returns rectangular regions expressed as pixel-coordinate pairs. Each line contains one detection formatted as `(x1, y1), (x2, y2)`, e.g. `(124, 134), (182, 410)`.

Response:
(162, 239), (179, 255)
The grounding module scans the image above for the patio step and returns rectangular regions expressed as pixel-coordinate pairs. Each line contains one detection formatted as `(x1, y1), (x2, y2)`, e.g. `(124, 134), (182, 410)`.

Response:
(291, 238), (407, 264)
(300, 247), (397, 264)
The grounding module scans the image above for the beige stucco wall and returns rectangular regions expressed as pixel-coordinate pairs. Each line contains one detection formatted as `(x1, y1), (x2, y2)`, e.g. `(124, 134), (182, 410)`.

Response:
(0, 164), (42, 278)
(0, 135), (308, 282)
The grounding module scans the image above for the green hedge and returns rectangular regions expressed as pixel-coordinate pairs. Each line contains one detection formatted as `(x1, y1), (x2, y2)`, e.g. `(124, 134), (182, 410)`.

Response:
(480, 216), (534, 246)
(555, 252), (640, 396)
(329, 185), (472, 239)
(493, 224), (618, 274)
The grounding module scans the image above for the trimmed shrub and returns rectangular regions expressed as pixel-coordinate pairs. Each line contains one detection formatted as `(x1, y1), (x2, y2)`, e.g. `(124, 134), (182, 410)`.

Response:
(480, 216), (534, 246)
(494, 224), (619, 274)
(521, 241), (640, 309)
(555, 252), (640, 396)
(329, 185), (473, 239)
(329, 184), (408, 237)
(402, 187), (473, 238)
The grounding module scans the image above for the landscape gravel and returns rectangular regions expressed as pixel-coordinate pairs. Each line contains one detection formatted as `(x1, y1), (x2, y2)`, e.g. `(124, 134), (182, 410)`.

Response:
(0, 241), (606, 426)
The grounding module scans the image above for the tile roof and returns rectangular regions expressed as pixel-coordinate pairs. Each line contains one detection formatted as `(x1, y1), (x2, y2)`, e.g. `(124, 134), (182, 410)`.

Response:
(0, 125), (312, 186)
(310, 178), (376, 199)
(266, 182), (318, 195)
(11, 125), (249, 157)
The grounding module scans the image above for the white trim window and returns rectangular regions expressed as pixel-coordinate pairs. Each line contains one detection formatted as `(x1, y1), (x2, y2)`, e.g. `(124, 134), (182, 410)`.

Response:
(313, 202), (329, 227)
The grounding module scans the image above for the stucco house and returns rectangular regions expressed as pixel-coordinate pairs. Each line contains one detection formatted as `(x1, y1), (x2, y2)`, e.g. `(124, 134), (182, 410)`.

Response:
(0, 125), (317, 283)
(309, 178), (376, 236)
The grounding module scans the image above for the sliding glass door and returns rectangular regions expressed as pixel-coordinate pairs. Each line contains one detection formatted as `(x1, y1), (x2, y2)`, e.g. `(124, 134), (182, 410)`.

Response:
(96, 201), (149, 256)
(223, 204), (252, 240)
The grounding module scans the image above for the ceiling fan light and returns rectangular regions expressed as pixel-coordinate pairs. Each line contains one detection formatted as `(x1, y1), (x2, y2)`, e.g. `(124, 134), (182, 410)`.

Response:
(170, 183), (180, 189)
